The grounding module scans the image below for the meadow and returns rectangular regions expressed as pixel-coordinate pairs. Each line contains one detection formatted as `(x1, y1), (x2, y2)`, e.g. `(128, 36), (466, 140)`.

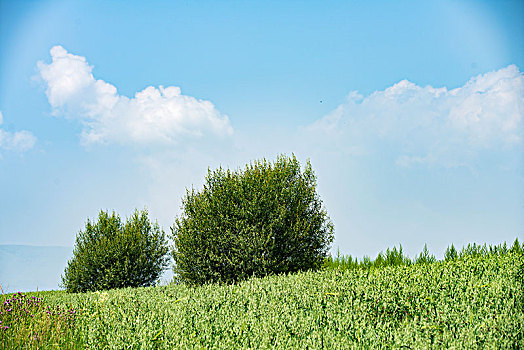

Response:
(1, 243), (523, 349)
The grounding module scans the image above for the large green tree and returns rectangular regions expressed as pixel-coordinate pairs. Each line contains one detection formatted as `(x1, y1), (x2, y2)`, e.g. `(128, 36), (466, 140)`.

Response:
(171, 154), (334, 285)
(62, 209), (169, 293)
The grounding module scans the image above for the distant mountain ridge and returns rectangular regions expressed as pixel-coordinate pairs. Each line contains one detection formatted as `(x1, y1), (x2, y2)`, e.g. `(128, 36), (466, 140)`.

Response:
(0, 245), (73, 293)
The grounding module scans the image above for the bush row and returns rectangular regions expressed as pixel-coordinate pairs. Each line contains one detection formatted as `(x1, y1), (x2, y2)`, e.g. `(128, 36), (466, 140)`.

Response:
(62, 154), (334, 292)
(61, 153), (523, 293)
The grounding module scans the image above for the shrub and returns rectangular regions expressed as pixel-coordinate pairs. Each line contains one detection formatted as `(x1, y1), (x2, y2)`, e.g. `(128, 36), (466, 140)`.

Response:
(62, 209), (169, 293)
(171, 154), (334, 285)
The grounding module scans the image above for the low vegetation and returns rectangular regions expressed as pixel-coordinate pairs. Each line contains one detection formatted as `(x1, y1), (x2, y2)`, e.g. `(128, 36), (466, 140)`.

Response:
(0, 291), (82, 349)
(2, 240), (522, 349)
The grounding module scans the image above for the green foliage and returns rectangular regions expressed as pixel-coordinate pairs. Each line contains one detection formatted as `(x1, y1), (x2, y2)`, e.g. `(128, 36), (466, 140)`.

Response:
(0, 291), (82, 349)
(415, 243), (437, 265)
(38, 249), (523, 349)
(375, 245), (411, 268)
(325, 245), (412, 270)
(456, 239), (524, 259)
(171, 154), (334, 285)
(325, 240), (522, 271)
(510, 237), (523, 254)
(444, 244), (458, 261)
(62, 209), (169, 293)
(323, 248), (361, 270)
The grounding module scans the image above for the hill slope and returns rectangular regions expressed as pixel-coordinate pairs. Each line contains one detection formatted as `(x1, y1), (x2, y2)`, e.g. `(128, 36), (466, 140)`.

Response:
(34, 252), (523, 349)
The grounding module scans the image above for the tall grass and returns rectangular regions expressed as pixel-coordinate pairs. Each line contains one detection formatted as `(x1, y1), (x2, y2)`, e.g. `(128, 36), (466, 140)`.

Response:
(3, 239), (523, 348)
(0, 287), (83, 349)
(37, 247), (523, 349)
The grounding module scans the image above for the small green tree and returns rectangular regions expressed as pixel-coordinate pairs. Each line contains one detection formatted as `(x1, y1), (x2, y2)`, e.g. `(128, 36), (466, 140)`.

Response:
(444, 244), (458, 261)
(510, 238), (523, 255)
(171, 154), (334, 285)
(62, 209), (169, 293)
(415, 243), (437, 265)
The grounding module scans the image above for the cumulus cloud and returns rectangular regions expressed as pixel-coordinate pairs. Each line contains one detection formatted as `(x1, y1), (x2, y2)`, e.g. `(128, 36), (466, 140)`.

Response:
(0, 111), (36, 153)
(308, 65), (524, 167)
(37, 46), (233, 146)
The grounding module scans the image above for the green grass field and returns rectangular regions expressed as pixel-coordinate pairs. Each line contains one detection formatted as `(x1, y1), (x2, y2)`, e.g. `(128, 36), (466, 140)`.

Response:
(2, 247), (522, 349)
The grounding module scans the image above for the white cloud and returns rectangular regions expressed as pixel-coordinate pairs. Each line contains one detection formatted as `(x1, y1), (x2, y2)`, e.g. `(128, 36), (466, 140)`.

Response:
(37, 46), (233, 146)
(0, 111), (37, 153)
(307, 65), (524, 167)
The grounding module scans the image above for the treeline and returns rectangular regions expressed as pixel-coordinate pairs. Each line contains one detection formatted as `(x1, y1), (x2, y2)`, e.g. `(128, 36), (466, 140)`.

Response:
(62, 155), (335, 292)
(324, 239), (524, 271)
(60, 153), (523, 293)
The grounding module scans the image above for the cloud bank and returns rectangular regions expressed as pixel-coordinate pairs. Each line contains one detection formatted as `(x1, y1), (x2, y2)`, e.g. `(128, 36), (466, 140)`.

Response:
(0, 111), (36, 153)
(308, 65), (524, 167)
(37, 46), (233, 146)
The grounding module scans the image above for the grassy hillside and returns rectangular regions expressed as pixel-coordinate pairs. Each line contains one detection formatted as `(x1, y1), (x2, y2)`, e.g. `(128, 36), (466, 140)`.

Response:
(3, 250), (522, 349)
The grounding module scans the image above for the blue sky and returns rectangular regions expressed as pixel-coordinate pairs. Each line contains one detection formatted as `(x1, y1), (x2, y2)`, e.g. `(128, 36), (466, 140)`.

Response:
(0, 0), (523, 260)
